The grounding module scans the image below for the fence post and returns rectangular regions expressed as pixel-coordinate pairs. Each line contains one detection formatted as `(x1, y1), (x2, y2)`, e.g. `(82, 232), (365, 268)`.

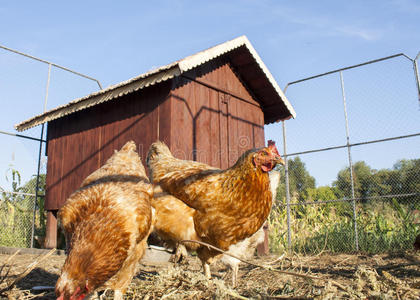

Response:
(339, 71), (359, 251)
(1, 44), (102, 249)
(31, 63), (51, 248)
(282, 120), (292, 252)
(413, 52), (420, 107)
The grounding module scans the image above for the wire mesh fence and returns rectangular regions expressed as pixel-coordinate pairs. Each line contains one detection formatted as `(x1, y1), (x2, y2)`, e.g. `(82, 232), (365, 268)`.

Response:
(1, 43), (419, 255)
(270, 193), (420, 254)
(269, 52), (420, 254)
(0, 167), (46, 248)
(0, 44), (101, 249)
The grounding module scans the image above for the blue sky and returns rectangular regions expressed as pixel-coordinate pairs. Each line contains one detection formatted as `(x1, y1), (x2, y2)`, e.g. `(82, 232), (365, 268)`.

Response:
(0, 0), (419, 188)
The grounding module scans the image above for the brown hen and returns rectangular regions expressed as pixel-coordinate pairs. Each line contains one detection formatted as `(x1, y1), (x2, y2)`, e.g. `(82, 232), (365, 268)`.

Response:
(152, 169), (281, 286)
(56, 141), (152, 300)
(147, 140), (284, 278)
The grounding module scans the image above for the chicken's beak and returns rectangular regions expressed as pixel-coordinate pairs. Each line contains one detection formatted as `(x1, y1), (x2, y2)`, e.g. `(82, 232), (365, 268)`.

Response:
(274, 155), (285, 166)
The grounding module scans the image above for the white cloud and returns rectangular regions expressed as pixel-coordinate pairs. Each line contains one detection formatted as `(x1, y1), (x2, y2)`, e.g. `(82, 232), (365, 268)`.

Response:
(269, 5), (384, 42)
(335, 26), (383, 41)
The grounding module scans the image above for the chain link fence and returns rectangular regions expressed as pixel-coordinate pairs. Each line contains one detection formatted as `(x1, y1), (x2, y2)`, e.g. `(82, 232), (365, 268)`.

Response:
(0, 44), (101, 249)
(1, 44), (419, 254)
(0, 163), (46, 248)
(269, 53), (420, 254)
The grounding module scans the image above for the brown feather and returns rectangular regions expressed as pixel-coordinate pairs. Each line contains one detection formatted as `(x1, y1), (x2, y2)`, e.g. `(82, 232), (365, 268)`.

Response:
(147, 141), (282, 266)
(56, 141), (152, 299)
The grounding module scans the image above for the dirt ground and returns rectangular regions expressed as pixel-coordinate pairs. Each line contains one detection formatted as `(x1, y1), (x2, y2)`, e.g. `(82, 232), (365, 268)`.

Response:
(1, 250), (420, 299)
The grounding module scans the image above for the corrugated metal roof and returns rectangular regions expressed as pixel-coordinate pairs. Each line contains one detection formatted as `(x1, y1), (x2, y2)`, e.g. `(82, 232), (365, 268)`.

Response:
(15, 35), (295, 131)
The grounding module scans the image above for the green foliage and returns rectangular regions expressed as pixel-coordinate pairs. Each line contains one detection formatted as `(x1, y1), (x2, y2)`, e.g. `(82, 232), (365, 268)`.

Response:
(269, 200), (419, 254)
(274, 157), (316, 205)
(288, 157), (316, 202)
(303, 186), (337, 202)
(333, 159), (420, 201)
(269, 157), (420, 254)
(22, 173), (47, 237)
(393, 159), (420, 200)
(334, 161), (374, 199)
(0, 166), (46, 248)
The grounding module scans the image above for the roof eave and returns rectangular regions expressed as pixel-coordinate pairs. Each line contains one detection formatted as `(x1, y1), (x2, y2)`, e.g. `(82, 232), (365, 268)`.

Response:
(15, 35), (295, 131)
(15, 65), (181, 131)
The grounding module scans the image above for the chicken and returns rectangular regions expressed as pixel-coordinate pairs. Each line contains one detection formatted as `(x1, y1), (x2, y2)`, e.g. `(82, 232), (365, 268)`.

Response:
(151, 185), (200, 259)
(151, 169), (281, 286)
(147, 140), (284, 279)
(220, 169), (281, 286)
(56, 141), (152, 300)
(269, 170), (281, 201)
(220, 226), (264, 285)
(152, 188), (255, 284)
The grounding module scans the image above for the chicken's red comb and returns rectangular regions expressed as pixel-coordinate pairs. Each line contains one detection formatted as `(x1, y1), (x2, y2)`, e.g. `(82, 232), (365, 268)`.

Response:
(267, 140), (280, 155)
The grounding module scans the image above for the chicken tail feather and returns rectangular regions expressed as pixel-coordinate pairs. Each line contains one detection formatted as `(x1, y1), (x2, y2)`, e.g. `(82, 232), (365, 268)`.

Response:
(147, 141), (173, 165)
(146, 141), (175, 182)
(120, 140), (137, 152)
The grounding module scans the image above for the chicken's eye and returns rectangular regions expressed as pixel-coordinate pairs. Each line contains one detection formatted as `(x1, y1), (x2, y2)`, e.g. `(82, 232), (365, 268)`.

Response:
(260, 151), (268, 156)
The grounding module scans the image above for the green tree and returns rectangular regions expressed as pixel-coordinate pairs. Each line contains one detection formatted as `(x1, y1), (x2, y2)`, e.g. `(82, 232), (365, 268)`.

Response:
(369, 169), (396, 197)
(333, 159), (420, 202)
(392, 159), (420, 202)
(334, 161), (373, 199)
(289, 157), (315, 193)
(275, 156), (315, 203)
(304, 186), (337, 202)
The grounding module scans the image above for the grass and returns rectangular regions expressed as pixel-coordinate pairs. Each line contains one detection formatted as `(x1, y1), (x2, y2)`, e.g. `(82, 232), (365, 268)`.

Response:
(269, 199), (420, 254)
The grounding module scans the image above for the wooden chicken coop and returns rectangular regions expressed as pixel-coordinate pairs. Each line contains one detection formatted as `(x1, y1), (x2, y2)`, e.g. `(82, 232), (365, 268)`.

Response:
(16, 36), (296, 249)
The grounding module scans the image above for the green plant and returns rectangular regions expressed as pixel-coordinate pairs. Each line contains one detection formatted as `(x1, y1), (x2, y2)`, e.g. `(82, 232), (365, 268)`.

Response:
(268, 199), (419, 254)
(0, 166), (46, 248)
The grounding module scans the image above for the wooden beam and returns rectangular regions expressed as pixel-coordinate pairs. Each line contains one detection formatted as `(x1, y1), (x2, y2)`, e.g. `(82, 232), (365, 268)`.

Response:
(45, 210), (57, 249)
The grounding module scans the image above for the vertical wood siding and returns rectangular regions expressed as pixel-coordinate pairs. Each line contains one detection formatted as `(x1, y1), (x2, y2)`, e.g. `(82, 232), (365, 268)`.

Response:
(45, 82), (171, 210)
(45, 58), (265, 211)
(170, 57), (265, 168)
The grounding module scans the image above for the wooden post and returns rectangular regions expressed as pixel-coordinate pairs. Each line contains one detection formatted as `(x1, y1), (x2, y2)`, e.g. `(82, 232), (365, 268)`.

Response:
(45, 210), (57, 249)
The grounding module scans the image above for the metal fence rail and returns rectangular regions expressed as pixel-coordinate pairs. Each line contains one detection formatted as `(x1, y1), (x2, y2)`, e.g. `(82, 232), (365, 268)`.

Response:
(0, 45), (101, 248)
(274, 51), (420, 254)
(1, 44), (419, 255)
